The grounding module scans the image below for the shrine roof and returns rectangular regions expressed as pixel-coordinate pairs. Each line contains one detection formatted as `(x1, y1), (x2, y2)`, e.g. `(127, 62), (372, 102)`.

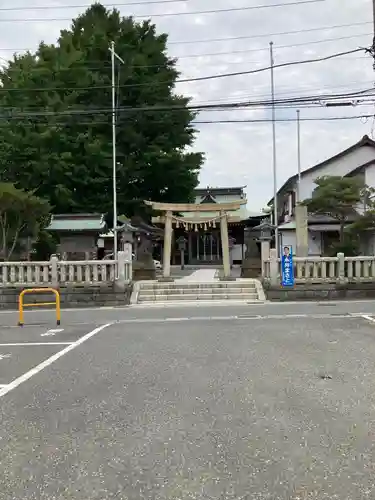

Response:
(47, 213), (107, 232)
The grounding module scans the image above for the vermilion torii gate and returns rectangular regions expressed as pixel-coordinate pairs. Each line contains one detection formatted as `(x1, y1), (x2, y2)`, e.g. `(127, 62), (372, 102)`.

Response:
(144, 199), (247, 280)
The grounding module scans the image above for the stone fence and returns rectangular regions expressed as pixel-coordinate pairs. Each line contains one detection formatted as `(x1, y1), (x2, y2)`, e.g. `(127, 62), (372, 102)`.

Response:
(264, 250), (375, 284)
(0, 251), (132, 287)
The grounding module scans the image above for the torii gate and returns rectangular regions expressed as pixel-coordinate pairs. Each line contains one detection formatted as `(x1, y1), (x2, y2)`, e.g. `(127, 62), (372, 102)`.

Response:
(144, 199), (247, 280)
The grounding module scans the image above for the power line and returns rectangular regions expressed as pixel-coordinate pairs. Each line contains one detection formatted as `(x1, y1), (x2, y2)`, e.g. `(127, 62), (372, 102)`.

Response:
(0, 47), (367, 92)
(0, 33), (370, 66)
(0, 21), (370, 52)
(0, 0), (189, 11)
(176, 48), (367, 83)
(194, 115), (375, 123)
(0, 33), (372, 73)
(0, 113), (372, 126)
(173, 33), (372, 60)
(0, 0), (327, 21)
(168, 21), (372, 45)
(2, 86), (375, 118)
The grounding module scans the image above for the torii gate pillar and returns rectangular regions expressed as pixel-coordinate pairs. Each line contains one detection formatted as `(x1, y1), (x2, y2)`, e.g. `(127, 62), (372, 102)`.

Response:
(162, 210), (173, 280)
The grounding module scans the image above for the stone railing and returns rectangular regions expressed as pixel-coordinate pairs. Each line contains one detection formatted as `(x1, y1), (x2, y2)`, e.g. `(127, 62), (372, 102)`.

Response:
(0, 251), (132, 287)
(263, 251), (375, 284)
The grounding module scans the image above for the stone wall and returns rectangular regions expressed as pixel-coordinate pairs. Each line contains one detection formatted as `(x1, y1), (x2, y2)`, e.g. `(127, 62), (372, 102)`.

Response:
(263, 281), (375, 301)
(0, 284), (133, 310)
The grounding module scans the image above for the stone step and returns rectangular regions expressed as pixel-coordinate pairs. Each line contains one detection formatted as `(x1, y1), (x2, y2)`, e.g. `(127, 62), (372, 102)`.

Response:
(138, 287), (257, 296)
(138, 293), (259, 302)
(139, 282), (257, 291)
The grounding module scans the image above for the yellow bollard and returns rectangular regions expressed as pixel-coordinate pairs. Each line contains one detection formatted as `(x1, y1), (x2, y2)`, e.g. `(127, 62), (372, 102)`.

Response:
(18, 288), (61, 327)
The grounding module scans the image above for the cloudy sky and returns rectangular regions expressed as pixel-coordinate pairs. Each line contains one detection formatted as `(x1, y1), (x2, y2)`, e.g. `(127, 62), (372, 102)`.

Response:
(0, 0), (374, 210)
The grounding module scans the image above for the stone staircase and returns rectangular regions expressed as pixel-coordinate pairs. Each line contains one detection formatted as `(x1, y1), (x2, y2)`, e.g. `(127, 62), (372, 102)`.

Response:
(131, 279), (265, 304)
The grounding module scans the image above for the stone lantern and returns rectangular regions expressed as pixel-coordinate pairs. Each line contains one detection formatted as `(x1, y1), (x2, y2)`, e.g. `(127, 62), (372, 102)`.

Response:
(176, 236), (187, 270)
(256, 219), (274, 242)
(253, 218), (274, 270)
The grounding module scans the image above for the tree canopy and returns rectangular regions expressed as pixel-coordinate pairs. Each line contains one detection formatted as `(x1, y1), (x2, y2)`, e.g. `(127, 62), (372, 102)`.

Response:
(301, 175), (369, 244)
(0, 183), (51, 260)
(0, 3), (203, 219)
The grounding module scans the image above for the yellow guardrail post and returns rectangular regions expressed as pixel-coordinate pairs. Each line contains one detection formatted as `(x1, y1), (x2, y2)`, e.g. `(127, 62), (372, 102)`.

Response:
(18, 288), (61, 327)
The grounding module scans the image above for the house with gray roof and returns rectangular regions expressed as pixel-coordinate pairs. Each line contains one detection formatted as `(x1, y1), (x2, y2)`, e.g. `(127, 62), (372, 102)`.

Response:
(268, 135), (375, 255)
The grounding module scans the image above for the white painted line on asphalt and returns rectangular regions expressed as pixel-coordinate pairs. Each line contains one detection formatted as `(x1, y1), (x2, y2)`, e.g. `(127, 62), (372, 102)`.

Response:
(361, 315), (375, 324)
(0, 322), (112, 399)
(0, 384), (8, 388)
(0, 342), (72, 346)
(41, 328), (64, 337)
(0, 353), (11, 360)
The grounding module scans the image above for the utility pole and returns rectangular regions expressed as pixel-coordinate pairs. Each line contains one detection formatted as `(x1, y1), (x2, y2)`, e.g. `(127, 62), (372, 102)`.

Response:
(109, 41), (124, 264)
(297, 109), (301, 202)
(270, 41), (278, 255)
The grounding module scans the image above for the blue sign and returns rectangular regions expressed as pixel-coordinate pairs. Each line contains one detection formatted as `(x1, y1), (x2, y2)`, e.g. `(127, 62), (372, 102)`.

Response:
(281, 245), (294, 287)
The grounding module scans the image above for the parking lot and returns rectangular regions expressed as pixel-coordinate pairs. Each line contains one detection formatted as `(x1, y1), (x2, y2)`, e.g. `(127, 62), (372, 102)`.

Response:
(0, 304), (375, 498)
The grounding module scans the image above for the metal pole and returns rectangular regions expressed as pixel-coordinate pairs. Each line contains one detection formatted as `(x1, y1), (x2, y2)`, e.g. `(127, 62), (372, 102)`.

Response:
(270, 41), (278, 255)
(111, 41), (118, 263)
(297, 109), (301, 202)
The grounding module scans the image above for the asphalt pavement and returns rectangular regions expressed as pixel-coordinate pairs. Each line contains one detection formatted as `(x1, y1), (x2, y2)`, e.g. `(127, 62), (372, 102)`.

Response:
(0, 301), (375, 498)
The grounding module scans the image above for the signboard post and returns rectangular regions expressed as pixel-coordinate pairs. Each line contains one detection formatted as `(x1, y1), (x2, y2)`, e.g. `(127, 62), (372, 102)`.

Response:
(281, 245), (294, 287)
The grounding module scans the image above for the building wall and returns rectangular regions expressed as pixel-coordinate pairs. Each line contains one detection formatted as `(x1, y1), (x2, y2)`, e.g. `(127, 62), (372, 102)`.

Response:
(298, 145), (375, 201)
(279, 230), (321, 255)
(365, 162), (375, 190)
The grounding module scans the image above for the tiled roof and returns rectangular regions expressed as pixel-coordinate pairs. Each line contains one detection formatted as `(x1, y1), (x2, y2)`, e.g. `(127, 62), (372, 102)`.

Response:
(47, 214), (107, 232)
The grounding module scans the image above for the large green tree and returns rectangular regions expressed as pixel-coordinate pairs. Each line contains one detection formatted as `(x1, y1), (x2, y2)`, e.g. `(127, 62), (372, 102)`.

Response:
(0, 3), (203, 218)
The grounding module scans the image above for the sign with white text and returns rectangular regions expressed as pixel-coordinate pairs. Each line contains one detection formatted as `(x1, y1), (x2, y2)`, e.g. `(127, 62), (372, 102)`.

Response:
(281, 245), (294, 287)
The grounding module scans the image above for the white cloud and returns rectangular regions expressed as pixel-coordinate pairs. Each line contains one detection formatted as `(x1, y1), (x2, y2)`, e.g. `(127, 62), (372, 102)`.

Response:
(0, 0), (374, 210)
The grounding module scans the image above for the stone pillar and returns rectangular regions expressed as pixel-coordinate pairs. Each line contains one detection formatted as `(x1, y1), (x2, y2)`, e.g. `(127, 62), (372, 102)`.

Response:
(261, 240), (270, 278)
(269, 248), (279, 286)
(295, 204), (308, 257)
(220, 212), (231, 279)
(337, 252), (345, 283)
(117, 250), (127, 288)
(50, 254), (59, 288)
(162, 211), (173, 279)
(122, 243), (132, 282)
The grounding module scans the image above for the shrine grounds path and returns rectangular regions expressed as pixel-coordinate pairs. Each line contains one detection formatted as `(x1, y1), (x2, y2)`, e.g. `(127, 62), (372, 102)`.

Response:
(0, 301), (375, 498)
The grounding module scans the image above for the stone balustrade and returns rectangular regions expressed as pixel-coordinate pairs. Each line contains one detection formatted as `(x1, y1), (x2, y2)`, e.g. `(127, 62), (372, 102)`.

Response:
(0, 252), (132, 287)
(263, 251), (375, 284)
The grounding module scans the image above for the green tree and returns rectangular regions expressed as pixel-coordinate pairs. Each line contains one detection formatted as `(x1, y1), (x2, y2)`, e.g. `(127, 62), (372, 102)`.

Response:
(0, 183), (51, 260)
(0, 3), (203, 219)
(301, 175), (368, 244)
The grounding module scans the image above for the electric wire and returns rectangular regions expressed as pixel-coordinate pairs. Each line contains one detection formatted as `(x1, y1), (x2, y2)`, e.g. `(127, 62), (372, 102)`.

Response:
(0, 0), (327, 21)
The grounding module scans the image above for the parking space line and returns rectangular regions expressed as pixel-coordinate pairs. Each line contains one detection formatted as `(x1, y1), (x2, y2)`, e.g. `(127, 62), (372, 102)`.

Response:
(0, 322), (112, 399)
(362, 315), (375, 324)
(0, 384), (8, 388)
(0, 342), (72, 346)
(41, 329), (64, 337)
